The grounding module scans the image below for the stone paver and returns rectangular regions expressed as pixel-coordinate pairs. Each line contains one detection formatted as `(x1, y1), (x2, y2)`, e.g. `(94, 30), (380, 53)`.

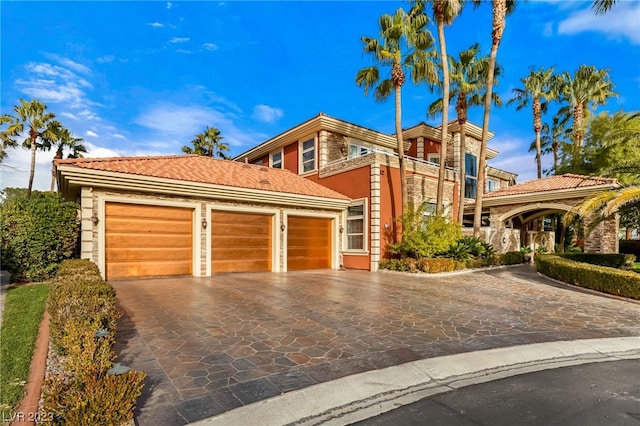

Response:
(111, 265), (640, 425)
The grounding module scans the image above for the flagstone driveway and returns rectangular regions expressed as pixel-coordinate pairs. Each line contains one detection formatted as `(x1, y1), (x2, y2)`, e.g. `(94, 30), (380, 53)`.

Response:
(111, 265), (640, 425)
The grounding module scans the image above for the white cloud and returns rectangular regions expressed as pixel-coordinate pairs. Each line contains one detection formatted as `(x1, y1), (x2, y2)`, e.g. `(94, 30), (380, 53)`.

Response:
(44, 53), (91, 74)
(147, 22), (164, 28)
(176, 49), (193, 54)
(86, 130), (98, 137)
(558, 2), (640, 44)
(111, 133), (126, 139)
(166, 2), (172, 9)
(202, 42), (218, 51)
(252, 104), (284, 123)
(169, 37), (189, 43)
(61, 112), (79, 120)
(96, 55), (115, 63)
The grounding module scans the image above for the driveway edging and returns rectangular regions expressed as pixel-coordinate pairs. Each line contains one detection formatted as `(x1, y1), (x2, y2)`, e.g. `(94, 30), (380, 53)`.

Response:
(193, 337), (640, 426)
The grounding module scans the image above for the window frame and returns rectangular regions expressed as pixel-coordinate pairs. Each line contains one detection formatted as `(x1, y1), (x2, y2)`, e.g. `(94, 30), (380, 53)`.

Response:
(427, 153), (440, 165)
(486, 178), (499, 193)
(344, 198), (368, 253)
(299, 136), (317, 174)
(465, 152), (478, 199)
(270, 149), (283, 169)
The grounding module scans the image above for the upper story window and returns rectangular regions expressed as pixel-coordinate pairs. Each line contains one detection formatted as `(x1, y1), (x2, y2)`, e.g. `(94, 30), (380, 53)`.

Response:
(270, 150), (283, 169)
(301, 137), (316, 173)
(465, 153), (477, 199)
(253, 159), (264, 166)
(345, 200), (366, 251)
(427, 153), (440, 165)
(349, 141), (373, 158)
(487, 178), (499, 193)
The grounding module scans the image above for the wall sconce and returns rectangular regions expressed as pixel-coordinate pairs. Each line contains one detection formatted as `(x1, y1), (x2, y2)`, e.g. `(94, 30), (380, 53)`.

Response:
(201, 218), (208, 229)
(339, 226), (344, 234)
(340, 145), (348, 156)
(280, 223), (286, 231)
(91, 211), (99, 226)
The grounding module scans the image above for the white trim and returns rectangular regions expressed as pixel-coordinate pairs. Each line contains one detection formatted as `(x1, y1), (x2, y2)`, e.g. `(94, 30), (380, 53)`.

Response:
(427, 153), (440, 165)
(343, 198), (368, 253)
(282, 210), (341, 272)
(207, 204), (281, 275)
(269, 149), (283, 169)
(299, 135), (317, 174)
(97, 195), (202, 280)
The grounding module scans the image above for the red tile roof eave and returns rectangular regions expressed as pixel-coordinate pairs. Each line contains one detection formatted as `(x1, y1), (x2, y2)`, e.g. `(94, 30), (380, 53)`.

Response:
(484, 174), (619, 199)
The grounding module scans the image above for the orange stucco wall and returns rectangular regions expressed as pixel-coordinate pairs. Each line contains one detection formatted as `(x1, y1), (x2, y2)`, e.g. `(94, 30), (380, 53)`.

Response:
(283, 143), (298, 174)
(307, 166), (372, 270)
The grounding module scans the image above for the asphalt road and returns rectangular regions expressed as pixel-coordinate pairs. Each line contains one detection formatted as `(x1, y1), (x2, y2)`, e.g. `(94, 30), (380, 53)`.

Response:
(354, 359), (640, 426)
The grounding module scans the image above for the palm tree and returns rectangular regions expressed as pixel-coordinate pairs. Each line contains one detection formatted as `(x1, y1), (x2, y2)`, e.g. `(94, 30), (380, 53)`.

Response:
(0, 99), (56, 197)
(428, 43), (500, 223)
(557, 65), (617, 170)
(472, 0), (517, 237)
(592, 0), (616, 14)
(356, 4), (436, 216)
(508, 67), (557, 178)
(564, 185), (640, 230)
(46, 121), (86, 191)
(182, 126), (229, 159)
(0, 115), (19, 163)
(424, 0), (465, 216)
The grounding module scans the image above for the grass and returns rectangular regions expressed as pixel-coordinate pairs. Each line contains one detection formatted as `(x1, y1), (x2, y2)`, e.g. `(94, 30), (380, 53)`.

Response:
(0, 284), (49, 419)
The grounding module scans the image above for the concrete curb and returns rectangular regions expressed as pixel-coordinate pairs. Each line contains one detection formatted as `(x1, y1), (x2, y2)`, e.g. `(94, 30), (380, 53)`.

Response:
(193, 337), (640, 426)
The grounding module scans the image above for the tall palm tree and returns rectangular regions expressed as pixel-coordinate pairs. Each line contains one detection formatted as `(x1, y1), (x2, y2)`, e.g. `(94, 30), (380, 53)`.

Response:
(182, 126), (230, 159)
(508, 67), (557, 178)
(0, 99), (56, 197)
(0, 115), (19, 163)
(46, 121), (86, 192)
(356, 4), (436, 216)
(428, 43), (500, 223)
(557, 64), (617, 170)
(472, 0), (517, 237)
(424, 0), (465, 216)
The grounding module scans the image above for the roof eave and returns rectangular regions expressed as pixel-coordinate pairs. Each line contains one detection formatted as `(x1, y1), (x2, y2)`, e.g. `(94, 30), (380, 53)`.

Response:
(481, 183), (619, 207)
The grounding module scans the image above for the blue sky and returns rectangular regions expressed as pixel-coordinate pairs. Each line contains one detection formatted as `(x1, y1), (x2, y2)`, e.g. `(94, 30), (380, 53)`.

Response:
(1, 0), (639, 191)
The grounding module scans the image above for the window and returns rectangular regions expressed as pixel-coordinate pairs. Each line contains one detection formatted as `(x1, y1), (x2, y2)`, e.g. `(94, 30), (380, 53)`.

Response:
(487, 178), (499, 193)
(349, 141), (372, 158)
(301, 138), (316, 173)
(253, 159), (264, 166)
(427, 153), (440, 165)
(465, 153), (477, 199)
(345, 201), (366, 251)
(422, 202), (438, 217)
(270, 150), (282, 169)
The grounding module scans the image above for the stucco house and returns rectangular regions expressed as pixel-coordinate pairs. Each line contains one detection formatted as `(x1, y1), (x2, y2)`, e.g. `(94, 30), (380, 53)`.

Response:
(57, 112), (619, 280)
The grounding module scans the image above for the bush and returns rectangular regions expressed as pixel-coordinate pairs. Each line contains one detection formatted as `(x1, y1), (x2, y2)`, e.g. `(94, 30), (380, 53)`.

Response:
(556, 253), (636, 270)
(0, 189), (79, 282)
(379, 257), (456, 273)
(56, 259), (102, 280)
(536, 254), (640, 299)
(620, 240), (640, 258)
(43, 370), (146, 426)
(500, 251), (524, 265)
(390, 203), (462, 259)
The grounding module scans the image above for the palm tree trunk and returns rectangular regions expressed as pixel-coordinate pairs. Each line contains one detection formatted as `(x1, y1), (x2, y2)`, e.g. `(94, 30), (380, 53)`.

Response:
(572, 103), (584, 171)
(458, 121), (467, 224)
(474, 0), (507, 237)
(50, 147), (63, 192)
(552, 142), (558, 174)
(395, 84), (408, 216)
(436, 20), (449, 218)
(535, 130), (542, 178)
(27, 137), (37, 198)
(533, 99), (542, 178)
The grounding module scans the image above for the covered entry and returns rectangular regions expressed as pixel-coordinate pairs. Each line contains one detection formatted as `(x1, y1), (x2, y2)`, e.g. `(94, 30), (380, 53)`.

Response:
(211, 210), (273, 273)
(287, 216), (332, 270)
(105, 202), (193, 279)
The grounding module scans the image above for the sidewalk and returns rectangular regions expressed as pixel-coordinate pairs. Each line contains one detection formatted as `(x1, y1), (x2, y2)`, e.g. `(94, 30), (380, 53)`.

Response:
(193, 337), (640, 426)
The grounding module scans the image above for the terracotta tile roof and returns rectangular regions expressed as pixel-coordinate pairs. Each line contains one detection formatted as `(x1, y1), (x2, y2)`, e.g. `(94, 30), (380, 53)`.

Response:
(56, 155), (350, 200)
(485, 174), (619, 198)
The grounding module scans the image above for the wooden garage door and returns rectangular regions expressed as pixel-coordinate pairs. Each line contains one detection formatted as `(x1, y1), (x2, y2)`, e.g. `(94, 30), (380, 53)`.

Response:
(211, 211), (272, 273)
(287, 216), (331, 271)
(105, 203), (193, 279)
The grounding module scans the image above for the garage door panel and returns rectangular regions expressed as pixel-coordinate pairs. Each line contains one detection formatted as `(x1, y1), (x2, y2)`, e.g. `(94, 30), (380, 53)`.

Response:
(287, 216), (331, 271)
(211, 210), (272, 273)
(105, 202), (193, 279)
(108, 260), (192, 280)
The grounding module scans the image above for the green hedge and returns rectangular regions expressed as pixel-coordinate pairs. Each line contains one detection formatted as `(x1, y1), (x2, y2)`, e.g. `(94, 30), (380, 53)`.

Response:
(500, 251), (524, 265)
(43, 259), (145, 425)
(620, 240), (640, 258)
(554, 253), (636, 270)
(0, 189), (79, 282)
(536, 254), (640, 299)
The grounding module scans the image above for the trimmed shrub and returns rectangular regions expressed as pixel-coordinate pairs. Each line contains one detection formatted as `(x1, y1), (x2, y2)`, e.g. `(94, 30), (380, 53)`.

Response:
(43, 370), (145, 426)
(500, 251), (524, 265)
(556, 253), (635, 270)
(418, 258), (456, 273)
(620, 240), (640, 258)
(56, 259), (102, 280)
(0, 189), (79, 282)
(536, 254), (640, 299)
